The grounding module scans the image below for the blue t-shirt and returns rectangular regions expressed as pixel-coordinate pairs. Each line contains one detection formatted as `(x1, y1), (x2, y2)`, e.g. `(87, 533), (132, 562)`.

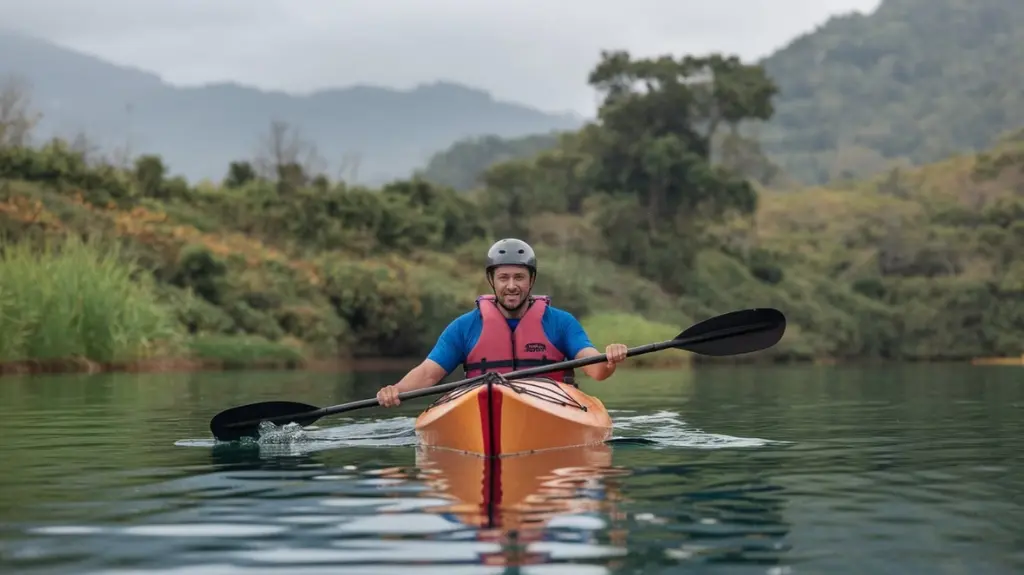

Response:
(426, 304), (595, 375)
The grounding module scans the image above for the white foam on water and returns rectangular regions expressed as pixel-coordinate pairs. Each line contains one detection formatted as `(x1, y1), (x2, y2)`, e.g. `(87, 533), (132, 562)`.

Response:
(177, 409), (781, 453)
(175, 415), (419, 454)
(610, 409), (784, 449)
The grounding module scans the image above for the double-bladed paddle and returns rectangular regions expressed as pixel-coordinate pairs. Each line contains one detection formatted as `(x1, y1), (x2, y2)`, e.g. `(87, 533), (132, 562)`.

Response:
(209, 307), (786, 441)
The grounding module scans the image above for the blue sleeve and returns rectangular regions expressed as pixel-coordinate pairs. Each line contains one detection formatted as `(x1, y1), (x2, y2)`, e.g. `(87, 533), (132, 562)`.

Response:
(546, 308), (595, 359)
(426, 312), (473, 374)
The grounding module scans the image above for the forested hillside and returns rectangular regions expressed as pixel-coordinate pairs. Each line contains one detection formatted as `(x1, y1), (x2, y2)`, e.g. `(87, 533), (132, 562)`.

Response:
(759, 0), (1024, 184)
(417, 0), (1024, 190)
(414, 133), (562, 192)
(2, 41), (1021, 371)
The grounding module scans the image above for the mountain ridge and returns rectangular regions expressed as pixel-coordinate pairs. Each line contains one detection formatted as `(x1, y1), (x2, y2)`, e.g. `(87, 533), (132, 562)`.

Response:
(418, 0), (1024, 189)
(0, 27), (583, 184)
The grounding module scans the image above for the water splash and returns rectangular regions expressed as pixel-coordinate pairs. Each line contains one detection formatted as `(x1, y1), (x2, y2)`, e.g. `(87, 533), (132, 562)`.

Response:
(610, 410), (784, 449)
(175, 415), (419, 455)
(253, 420), (309, 443)
(177, 410), (780, 453)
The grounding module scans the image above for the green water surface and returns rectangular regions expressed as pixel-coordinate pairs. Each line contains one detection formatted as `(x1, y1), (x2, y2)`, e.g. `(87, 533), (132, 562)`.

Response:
(0, 364), (1021, 574)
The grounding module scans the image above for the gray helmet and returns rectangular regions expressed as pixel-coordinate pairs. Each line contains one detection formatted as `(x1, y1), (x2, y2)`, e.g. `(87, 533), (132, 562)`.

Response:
(485, 238), (537, 275)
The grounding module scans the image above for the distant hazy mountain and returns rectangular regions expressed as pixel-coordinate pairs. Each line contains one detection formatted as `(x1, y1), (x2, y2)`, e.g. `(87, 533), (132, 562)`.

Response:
(0, 29), (583, 185)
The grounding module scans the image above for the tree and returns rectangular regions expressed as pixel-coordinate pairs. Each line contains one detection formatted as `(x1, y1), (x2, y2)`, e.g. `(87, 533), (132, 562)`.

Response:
(224, 161), (257, 188)
(0, 75), (42, 148)
(68, 131), (103, 166)
(580, 51), (777, 289)
(253, 120), (326, 193)
(336, 151), (363, 185)
(133, 155), (167, 198)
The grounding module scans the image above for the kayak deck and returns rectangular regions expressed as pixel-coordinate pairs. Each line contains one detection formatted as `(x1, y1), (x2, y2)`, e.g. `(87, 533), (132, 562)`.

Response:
(414, 374), (613, 457)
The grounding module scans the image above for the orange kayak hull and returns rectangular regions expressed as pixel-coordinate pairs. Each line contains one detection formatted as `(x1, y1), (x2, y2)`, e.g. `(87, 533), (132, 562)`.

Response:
(414, 377), (613, 457)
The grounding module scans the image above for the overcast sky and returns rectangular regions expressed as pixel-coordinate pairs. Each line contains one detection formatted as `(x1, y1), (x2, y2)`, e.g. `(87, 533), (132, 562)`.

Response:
(0, 0), (881, 116)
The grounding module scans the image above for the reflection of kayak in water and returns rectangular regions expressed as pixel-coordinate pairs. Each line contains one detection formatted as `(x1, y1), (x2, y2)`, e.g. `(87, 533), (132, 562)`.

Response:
(415, 441), (621, 531)
(414, 376), (613, 457)
(415, 442), (631, 567)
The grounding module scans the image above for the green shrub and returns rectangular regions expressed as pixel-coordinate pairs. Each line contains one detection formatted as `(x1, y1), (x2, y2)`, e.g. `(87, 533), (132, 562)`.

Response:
(581, 312), (691, 368)
(0, 234), (184, 363)
(187, 334), (305, 369)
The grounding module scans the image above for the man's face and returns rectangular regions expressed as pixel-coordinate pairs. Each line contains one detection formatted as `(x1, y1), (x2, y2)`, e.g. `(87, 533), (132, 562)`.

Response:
(490, 265), (533, 310)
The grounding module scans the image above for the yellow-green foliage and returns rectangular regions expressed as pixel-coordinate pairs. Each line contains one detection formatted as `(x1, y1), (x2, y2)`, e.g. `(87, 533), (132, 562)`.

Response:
(4, 129), (1023, 365)
(1, 43), (1022, 367)
(582, 313), (691, 368)
(186, 334), (306, 369)
(741, 133), (1024, 360)
(0, 234), (184, 363)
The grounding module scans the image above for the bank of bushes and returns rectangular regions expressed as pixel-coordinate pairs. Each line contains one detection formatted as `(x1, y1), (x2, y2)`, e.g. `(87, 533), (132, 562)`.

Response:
(0, 232), (307, 371)
(0, 235), (182, 365)
(1, 58), (1022, 371)
(4, 131), (1024, 371)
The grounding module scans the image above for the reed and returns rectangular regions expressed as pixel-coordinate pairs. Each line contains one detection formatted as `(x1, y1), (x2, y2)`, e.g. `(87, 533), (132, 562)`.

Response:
(582, 312), (692, 368)
(187, 334), (307, 369)
(0, 234), (185, 364)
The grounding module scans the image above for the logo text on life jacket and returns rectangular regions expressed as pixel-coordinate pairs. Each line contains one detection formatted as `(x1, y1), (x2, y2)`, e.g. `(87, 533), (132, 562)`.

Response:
(524, 343), (547, 353)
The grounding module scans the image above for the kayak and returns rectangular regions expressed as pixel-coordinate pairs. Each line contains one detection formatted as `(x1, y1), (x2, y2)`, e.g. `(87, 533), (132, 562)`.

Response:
(414, 376), (613, 457)
(416, 442), (621, 534)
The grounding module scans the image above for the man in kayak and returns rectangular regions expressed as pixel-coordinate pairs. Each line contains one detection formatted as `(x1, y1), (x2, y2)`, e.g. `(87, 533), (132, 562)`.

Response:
(376, 237), (629, 407)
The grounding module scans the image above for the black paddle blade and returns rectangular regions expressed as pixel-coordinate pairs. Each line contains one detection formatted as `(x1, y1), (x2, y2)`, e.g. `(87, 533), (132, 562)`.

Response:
(674, 308), (786, 356)
(209, 401), (322, 442)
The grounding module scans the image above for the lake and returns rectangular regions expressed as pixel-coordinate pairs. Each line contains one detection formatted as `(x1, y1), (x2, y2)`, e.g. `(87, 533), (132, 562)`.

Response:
(0, 364), (1021, 574)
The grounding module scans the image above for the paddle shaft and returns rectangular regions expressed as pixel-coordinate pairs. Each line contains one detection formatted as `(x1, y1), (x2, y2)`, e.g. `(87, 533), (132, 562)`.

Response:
(221, 317), (777, 430)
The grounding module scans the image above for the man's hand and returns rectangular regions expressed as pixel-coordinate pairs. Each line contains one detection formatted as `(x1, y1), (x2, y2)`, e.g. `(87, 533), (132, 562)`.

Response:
(605, 343), (628, 367)
(375, 360), (448, 408)
(376, 384), (401, 407)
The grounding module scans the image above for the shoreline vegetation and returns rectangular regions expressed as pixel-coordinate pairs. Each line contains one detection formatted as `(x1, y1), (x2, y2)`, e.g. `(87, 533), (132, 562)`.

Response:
(1, 230), (1018, 378)
(2, 46), (1023, 377)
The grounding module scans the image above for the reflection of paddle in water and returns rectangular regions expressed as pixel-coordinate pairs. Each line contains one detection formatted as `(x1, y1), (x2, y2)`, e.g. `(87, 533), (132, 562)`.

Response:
(415, 443), (631, 567)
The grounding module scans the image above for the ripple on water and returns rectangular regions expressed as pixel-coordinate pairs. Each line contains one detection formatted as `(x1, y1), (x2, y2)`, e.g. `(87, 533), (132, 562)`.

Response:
(1, 410), (791, 574)
(175, 409), (778, 455)
(81, 565), (613, 575)
(30, 524), (289, 537)
(8, 465), (631, 572)
(610, 409), (785, 449)
(5, 368), (1024, 574)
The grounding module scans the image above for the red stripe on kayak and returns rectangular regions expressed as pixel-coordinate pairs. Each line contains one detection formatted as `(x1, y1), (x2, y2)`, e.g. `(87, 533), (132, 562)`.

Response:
(492, 388), (503, 456)
(476, 382), (503, 456)
(477, 387), (489, 456)
(478, 383), (503, 528)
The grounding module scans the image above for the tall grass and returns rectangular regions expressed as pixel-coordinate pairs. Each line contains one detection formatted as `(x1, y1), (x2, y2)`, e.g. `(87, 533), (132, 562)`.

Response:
(582, 312), (691, 368)
(0, 234), (185, 364)
(187, 334), (306, 369)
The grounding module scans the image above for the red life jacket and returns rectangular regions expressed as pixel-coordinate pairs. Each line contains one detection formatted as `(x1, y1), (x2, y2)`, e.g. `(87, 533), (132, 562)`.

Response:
(462, 294), (575, 384)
